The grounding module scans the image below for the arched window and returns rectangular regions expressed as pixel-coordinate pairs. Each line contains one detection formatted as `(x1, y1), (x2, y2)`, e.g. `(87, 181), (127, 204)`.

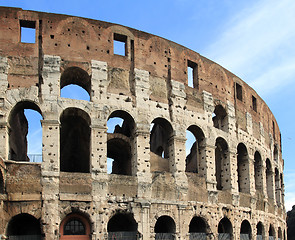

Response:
(275, 168), (281, 204)
(107, 213), (138, 240)
(60, 67), (91, 101)
(155, 215), (176, 240)
(254, 151), (263, 191)
(237, 143), (250, 193)
(189, 216), (208, 239)
(273, 145), (278, 162)
(212, 105), (228, 132)
(0, 170), (4, 194)
(8, 101), (43, 162)
(60, 108), (91, 173)
(150, 118), (173, 172)
(107, 111), (135, 175)
(278, 227), (282, 240)
(269, 224), (275, 240)
(218, 217), (232, 240)
(60, 213), (90, 240)
(266, 159), (274, 199)
(256, 222), (264, 240)
(7, 213), (41, 238)
(215, 137), (229, 190)
(185, 126), (205, 174)
(240, 220), (251, 239)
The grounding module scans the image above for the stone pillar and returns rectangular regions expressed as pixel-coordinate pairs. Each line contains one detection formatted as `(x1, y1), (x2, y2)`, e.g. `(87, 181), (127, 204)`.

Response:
(0, 56), (8, 95)
(228, 150), (239, 194)
(91, 60), (108, 101)
(246, 112), (253, 136)
(139, 202), (151, 240)
(42, 55), (61, 100)
(0, 122), (8, 160)
(227, 100), (236, 134)
(41, 119), (60, 240)
(249, 157), (256, 195)
(201, 144), (216, 191)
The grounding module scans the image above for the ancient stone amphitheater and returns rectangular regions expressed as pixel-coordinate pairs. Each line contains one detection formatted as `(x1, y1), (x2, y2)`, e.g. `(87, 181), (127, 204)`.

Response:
(0, 7), (287, 240)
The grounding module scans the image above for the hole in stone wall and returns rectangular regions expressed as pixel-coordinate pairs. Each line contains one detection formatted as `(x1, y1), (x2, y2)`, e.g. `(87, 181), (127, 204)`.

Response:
(252, 95), (257, 112)
(218, 217), (232, 234)
(236, 83), (243, 101)
(189, 217), (207, 233)
(187, 60), (198, 88)
(212, 105), (228, 132)
(61, 84), (90, 101)
(113, 33), (127, 56)
(20, 20), (36, 43)
(155, 216), (176, 234)
(215, 137), (228, 191)
(237, 143), (249, 193)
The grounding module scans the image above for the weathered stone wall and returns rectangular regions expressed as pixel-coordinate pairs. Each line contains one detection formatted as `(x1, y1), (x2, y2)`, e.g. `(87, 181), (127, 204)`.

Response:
(0, 7), (286, 240)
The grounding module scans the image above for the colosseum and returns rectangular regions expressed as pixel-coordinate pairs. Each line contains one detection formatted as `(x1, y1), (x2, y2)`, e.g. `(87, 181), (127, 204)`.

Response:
(0, 7), (287, 240)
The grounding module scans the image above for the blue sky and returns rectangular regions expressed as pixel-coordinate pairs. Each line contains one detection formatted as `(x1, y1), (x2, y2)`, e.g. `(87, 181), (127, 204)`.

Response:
(2, 0), (295, 210)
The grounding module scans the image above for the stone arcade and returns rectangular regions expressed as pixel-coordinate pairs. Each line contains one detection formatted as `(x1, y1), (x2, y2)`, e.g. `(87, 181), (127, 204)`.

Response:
(0, 7), (287, 240)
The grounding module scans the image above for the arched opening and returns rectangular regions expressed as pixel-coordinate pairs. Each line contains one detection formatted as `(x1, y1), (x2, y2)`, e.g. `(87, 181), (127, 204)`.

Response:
(107, 111), (135, 175)
(107, 213), (138, 240)
(185, 125), (205, 173)
(60, 108), (91, 173)
(256, 222), (264, 240)
(269, 224), (275, 240)
(60, 67), (91, 101)
(150, 118), (173, 172)
(266, 159), (274, 199)
(215, 137), (229, 190)
(273, 145), (278, 162)
(212, 105), (228, 132)
(189, 216), (208, 240)
(237, 143), (250, 193)
(7, 213), (42, 239)
(0, 170), (4, 194)
(278, 227), (282, 240)
(60, 213), (91, 240)
(240, 220), (251, 240)
(218, 217), (232, 239)
(275, 168), (281, 205)
(8, 101), (43, 162)
(254, 151), (263, 192)
(155, 215), (176, 240)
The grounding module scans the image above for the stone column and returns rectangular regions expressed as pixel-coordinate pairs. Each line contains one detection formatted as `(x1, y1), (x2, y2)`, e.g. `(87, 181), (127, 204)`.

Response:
(0, 122), (8, 160)
(41, 119), (60, 240)
(41, 55), (60, 100)
(139, 202), (151, 240)
(91, 60), (108, 101)
(249, 156), (256, 195)
(201, 144), (216, 191)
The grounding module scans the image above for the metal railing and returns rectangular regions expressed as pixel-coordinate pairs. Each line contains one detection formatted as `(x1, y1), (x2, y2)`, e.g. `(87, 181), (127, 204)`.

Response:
(27, 154), (42, 163)
(8, 235), (42, 240)
(155, 233), (175, 240)
(189, 233), (207, 240)
(108, 231), (138, 240)
(257, 235), (263, 240)
(240, 234), (250, 240)
(218, 233), (231, 240)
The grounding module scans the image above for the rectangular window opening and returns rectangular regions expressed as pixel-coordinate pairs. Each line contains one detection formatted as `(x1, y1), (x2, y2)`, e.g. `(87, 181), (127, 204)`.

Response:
(187, 60), (198, 89)
(236, 83), (243, 101)
(113, 33), (127, 56)
(20, 20), (36, 43)
(252, 95), (257, 112)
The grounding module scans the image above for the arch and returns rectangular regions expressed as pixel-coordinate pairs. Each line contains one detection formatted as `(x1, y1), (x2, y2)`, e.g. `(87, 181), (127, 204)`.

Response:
(60, 108), (91, 173)
(185, 125), (205, 173)
(155, 215), (176, 240)
(189, 216), (208, 239)
(240, 220), (251, 239)
(7, 213), (42, 238)
(237, 143), (250, 193)
(256, 222), (264, 240)
(269, 224), (275, 239)
(273, 145), (278, 162)
(215, 137), (229, 190)
(107, 212), (138, 240)
(278, 227), (282, 240)
(0, 169), (4, 194)
(107, 110), (135, 175)
(60, 213), (91, 240)
(275, 168), (281, 204)
(254, 151), (263, 191)
(8, 101), (43, 162)
(266, 159), (274, 199)
(218, 217), (232, 239)
(150, 118), (174, 172)
(212, 105), (228, 132)
(60, 67), (91, 99)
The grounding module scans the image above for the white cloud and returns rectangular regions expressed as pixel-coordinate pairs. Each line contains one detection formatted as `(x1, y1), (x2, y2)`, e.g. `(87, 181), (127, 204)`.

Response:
(204, 0), (295, 96)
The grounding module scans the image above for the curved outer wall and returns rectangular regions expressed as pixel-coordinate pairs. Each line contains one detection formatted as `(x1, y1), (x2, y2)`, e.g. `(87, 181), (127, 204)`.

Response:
(0, 7), (286, 240)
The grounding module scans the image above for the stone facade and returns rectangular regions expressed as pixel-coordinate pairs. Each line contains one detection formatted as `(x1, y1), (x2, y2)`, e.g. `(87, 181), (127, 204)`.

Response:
(0, 7), (286, 240)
